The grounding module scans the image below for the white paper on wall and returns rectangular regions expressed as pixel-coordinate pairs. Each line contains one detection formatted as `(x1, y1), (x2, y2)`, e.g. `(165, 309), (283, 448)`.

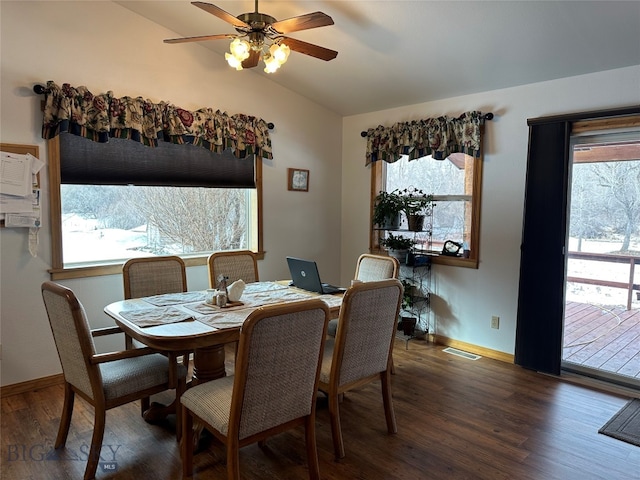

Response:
(0, 152), (32, 197)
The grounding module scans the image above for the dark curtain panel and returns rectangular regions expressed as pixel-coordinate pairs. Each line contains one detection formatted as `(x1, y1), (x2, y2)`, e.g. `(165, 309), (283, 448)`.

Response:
(515, 121), (570, 374)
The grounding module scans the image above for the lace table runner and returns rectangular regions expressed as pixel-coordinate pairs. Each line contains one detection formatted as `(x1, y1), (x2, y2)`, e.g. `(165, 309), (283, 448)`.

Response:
(129, 282), (342, 329)
(184, 285), (313, 314)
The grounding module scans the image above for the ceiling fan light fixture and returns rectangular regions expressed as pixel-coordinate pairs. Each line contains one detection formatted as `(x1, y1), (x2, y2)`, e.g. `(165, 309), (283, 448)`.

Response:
(270, 43), (290, 64)
(229, 38), (250, 59)
(263, 53), (281, 73)
(226, 37), (251, 70)
(225, 51), (244, 70)
(262, 43), (290, 73)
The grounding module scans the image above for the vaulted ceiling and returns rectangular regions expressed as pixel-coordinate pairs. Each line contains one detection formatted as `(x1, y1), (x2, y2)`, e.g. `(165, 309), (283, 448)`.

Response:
(116, 1), (640, 116)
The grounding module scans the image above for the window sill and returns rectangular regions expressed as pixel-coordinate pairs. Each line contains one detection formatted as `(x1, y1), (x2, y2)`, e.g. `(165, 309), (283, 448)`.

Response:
(49, 251), (265, 280)
(431, 255), (478, 269)
(370, 248), (478, 269)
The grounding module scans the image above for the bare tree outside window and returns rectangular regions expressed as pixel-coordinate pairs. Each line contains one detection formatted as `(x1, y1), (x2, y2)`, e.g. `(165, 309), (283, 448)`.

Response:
(61, 185), (251, 264)
(569, 139), (640, 255)
(566, 134), (640, 310)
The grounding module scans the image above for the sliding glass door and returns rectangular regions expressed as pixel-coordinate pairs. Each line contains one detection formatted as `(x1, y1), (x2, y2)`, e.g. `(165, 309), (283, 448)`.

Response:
(562, 131), (640, 388)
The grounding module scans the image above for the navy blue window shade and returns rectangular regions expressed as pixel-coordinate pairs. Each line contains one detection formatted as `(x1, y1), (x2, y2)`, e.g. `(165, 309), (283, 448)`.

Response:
(59, 132), (255, 188)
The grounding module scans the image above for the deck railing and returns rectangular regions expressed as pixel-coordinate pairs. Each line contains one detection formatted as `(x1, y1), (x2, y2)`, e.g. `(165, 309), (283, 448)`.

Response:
(567, 251), (640, 310)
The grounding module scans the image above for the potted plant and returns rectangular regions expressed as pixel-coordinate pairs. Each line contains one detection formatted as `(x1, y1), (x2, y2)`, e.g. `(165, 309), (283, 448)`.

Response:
(400, 187), (434, 231)
(400, 278), (415, 310)
(372, 189), (403, 230)
(398, 279), (417, 335)
(380, 233), (416, 264)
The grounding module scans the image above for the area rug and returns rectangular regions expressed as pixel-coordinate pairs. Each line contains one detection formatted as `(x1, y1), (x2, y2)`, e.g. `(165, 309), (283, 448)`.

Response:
(598, 398), (640, 447)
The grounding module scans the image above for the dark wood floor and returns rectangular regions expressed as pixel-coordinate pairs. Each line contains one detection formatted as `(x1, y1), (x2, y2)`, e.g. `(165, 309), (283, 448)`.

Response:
(564, 301), (640, 379)
(3, 340), (639, 480)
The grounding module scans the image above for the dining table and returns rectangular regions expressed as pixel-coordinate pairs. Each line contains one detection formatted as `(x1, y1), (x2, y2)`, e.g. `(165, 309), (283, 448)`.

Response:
(104, 280), (343, 422)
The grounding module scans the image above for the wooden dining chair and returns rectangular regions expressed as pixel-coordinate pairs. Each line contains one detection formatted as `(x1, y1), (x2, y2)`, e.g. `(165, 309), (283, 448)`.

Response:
(318, 278), (403, 459)
(180, 299), (330, 480)
(354, 253), (400, 281)
(41, 281), (187, 480)
(122, 255), (190, 410)
(327, 253), (399, 337)
(123, 255), (188, 300)
(207, 250), (259, 288)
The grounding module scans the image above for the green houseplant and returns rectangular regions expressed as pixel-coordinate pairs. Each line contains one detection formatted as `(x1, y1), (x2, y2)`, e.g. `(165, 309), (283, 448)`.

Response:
(398, 279), (417, 336)
(400, 187), (434, 231)
(372, 189), (403, 229)
(380, 233), (416, 264)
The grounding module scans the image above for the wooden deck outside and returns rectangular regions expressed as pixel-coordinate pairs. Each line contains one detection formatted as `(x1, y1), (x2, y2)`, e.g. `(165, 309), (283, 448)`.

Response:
(563, 301), (640, 380)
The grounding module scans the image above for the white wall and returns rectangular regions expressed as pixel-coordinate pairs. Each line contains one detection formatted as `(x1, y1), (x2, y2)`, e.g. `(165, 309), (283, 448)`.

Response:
(0, 1), (342, 387)
(341, 65), (640, 355)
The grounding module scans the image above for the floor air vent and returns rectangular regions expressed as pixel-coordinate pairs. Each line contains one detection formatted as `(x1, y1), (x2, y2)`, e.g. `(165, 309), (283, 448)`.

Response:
(442, 347), (481, 360)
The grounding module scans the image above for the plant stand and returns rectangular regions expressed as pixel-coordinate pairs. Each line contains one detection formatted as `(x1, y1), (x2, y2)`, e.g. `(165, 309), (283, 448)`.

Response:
(395, 244), (433, 349)
(375, 197), (434, 350)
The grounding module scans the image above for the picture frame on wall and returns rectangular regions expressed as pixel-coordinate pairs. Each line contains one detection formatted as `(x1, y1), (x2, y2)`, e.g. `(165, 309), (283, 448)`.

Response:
(287, 168), (309, 192)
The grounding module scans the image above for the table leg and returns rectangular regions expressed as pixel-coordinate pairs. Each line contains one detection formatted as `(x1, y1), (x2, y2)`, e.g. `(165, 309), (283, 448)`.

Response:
(191, 344), (227, 384)
(143, 399), (177, 424)
(142, 345), (227, 429)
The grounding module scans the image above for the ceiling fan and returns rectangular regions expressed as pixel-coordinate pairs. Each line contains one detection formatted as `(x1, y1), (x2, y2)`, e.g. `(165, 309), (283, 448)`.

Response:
(164, 1), (338, 73)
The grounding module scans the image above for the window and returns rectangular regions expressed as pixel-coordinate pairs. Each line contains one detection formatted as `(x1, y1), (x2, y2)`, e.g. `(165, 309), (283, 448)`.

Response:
(48, 134), (263, 279)
(370, 150), (483, 268)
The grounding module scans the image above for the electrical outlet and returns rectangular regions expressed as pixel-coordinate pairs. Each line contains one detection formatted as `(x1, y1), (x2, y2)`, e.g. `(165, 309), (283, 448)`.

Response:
(491, 316), (500, 329)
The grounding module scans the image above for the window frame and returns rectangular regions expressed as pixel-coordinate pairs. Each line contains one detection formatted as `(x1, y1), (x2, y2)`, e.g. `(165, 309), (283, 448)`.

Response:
(47, 135), (264, 280)
(369, 128), (484, 268)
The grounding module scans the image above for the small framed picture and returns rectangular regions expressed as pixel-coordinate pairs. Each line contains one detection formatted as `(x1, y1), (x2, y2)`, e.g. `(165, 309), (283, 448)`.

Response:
(288, 168), (309, 192)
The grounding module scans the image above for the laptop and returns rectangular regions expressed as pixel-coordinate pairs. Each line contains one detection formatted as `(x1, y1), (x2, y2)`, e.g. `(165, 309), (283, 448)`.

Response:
(286, 257), (346, 295)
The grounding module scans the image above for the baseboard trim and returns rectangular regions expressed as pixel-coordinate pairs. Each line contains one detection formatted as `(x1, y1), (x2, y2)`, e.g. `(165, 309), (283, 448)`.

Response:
(433, 335), (514, 364)
(1, 373), (64, 398)
(2, 338), (513, 398)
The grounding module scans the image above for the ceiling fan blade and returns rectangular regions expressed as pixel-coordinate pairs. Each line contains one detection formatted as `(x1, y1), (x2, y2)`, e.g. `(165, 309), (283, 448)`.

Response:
(242, 50), (260, 69)
(280, 37), (338, 61)
(164, 33), (236, 44)
(192, 1), (250, 29)
(271, 12), (334, 34)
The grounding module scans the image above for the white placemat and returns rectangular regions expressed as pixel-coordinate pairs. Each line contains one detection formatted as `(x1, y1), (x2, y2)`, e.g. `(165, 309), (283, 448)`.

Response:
(119, 306), (194, 328)
(197, 309), (255, 329)
(142, 291), (205, 306)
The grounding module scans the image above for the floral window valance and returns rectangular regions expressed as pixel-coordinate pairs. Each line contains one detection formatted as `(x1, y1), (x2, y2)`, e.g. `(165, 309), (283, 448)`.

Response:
(40, 81), (273, 159)
(364, 111), (485, 165)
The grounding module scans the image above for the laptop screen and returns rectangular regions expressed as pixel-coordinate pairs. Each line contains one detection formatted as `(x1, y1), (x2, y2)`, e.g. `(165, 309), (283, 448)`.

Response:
(286, 257), (345, 294)
(286, 257), (324, 293)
